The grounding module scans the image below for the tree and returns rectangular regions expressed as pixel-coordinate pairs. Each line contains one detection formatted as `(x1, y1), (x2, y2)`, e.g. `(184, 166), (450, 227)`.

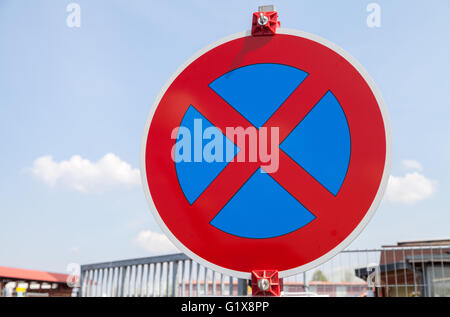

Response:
(311, 270), (328, 282)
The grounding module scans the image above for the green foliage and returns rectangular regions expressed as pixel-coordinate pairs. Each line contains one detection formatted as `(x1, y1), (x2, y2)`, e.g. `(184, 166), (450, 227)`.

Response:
(311, 270), (328, 282)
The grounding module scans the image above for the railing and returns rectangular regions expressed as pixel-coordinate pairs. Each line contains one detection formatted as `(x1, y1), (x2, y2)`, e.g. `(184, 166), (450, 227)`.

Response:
(80, 245), (450, 297)
(80, 253), (247, 297)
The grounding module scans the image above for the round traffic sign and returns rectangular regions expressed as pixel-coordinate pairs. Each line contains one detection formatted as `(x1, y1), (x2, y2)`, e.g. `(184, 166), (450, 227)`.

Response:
(141, 29), (391, 279)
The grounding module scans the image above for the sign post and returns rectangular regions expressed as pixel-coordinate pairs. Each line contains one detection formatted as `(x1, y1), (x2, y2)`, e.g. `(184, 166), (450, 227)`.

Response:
(141, 6), (391, 297)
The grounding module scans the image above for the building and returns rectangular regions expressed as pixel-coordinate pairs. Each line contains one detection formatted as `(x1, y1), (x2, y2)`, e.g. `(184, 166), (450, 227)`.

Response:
(355, 239), (450, 297)
(0, 266), (73, 297)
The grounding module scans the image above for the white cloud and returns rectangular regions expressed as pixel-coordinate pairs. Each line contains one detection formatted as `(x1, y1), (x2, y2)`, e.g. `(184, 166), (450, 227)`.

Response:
(30, 153), (141, 193)
(401, 159), (423, 172)
(133, 230), (178, 255)
(386, 172), (436, 205)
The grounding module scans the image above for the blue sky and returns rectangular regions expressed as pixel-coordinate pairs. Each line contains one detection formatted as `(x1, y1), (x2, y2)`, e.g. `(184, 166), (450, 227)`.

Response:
(0, 0), (449, 273)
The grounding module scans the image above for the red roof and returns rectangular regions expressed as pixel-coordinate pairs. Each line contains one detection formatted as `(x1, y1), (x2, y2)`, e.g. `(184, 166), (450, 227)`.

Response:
(0, 266), (69, 283)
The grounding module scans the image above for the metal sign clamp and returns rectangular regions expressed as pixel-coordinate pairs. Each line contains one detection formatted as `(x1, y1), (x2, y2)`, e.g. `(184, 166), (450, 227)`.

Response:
(251, 270), (282, 296)
(251, 5), (280, 36)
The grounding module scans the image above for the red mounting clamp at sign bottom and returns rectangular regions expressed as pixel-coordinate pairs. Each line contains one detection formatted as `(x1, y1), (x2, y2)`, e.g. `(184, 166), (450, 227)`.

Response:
(251, 5), (280, 36)
(251, 270), (282, 296)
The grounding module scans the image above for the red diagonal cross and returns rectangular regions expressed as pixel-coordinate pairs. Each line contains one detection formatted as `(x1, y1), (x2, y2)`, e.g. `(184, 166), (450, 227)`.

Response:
(188, 74), (337, 221)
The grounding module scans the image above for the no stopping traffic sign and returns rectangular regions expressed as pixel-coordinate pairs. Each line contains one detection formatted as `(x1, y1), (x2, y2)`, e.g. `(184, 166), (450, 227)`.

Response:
(141, 29), (391, 279)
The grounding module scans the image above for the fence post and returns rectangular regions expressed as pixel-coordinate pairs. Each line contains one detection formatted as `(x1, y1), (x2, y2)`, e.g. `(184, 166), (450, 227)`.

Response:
(120, 266), (127, 297)
(237, 279), (248, 296)
(171, 261), (179, 297)
(79, 267), (85, 297)
(188, 260), (193, 297)
(196, 263), (200, 296)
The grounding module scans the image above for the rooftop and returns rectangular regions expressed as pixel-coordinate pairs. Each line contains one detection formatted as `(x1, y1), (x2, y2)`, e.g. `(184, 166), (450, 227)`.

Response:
(382, 238), (450, 248)
(0, 266), (69, 283)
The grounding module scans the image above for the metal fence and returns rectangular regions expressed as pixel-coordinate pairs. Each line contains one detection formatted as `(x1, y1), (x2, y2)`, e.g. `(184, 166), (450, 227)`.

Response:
(79, 245), (450, 297)
(80, 253), (247, 297)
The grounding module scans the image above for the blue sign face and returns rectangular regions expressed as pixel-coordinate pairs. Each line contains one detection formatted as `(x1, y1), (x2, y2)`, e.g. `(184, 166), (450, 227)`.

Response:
(174, 63), (350, 239)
